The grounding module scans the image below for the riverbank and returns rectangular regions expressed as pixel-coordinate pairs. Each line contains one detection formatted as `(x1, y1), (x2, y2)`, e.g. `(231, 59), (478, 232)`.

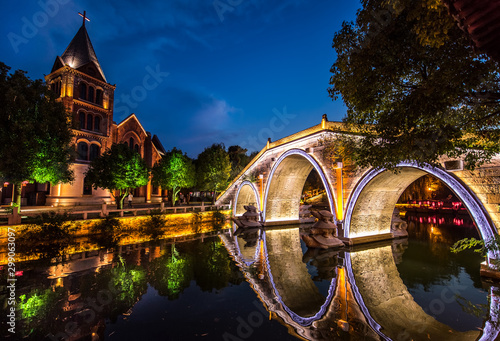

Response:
(0, 209), (231, 265)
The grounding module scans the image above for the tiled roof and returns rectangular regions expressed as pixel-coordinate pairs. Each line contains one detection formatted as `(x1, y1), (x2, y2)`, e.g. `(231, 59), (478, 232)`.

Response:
(443, 0), (500, 61)
(54, 24), (107, 82)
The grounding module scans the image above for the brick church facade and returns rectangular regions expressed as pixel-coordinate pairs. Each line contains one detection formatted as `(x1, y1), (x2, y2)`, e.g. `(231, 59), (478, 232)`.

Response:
(42, 19), (165, 206)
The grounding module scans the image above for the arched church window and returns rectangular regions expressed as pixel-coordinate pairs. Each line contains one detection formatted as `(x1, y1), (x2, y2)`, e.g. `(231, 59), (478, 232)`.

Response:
(89, 144), (100, 161)
(79, 112), (86, 130)
(80, 83), (87, 100)
(94, 116), (100, 132)
(87, 114), (93, 130)
(129, 137), (134, 150)
(134, 144), (139, 153)
(52, 80), (61, 97)
(77, 142), (88, 161)
(83, 176), (92, 195)
(96, 89), (103, 106)
(88, 86), (94, 102)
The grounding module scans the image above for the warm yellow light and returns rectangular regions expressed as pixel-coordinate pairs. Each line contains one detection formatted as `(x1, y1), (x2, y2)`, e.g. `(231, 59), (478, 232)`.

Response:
(336, 168), (344, 221)
(66, 84), (73, 97)
(259, 175), (264, 211)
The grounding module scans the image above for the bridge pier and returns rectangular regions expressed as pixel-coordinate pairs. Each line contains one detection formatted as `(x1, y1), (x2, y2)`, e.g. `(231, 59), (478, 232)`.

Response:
(338, 233), (395, 246)
(263, 219), (301, 227)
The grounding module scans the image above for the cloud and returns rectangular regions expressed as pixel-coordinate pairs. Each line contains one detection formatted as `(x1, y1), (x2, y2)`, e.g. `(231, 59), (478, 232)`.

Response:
(193, 96), (240, 128)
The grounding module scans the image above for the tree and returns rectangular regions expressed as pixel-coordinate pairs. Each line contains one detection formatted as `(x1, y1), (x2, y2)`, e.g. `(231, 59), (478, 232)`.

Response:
(329, 0), (500, 170)
(196, 143), (231, 204)
(85, 143), (149, 209)
(228, 145), (250, 179)
(0, 62), (74, 212)
(151, 148), (195, 206)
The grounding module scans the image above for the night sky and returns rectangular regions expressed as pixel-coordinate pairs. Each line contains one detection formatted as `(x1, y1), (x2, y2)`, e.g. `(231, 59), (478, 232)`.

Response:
(1, 0), (360, 158)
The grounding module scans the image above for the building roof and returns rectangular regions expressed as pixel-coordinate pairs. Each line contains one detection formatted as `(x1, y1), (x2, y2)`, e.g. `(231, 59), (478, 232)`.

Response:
(51, 23), (107, 82)
(152, 135), (167, 155)
(443, 0), (500, 62)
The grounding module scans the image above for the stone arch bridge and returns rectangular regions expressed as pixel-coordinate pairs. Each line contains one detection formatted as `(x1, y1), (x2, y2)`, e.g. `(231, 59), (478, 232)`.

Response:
(217, 116), (500, 249)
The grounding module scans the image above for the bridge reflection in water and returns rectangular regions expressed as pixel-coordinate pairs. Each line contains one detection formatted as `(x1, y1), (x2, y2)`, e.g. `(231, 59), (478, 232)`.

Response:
(221, 226), (500, 341)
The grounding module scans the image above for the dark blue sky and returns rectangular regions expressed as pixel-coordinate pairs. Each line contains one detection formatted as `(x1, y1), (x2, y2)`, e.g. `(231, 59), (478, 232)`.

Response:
(1, 0), (360, 158)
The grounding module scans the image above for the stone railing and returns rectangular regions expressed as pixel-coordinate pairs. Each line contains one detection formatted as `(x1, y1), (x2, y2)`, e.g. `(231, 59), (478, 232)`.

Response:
(1, 202), (231, 225)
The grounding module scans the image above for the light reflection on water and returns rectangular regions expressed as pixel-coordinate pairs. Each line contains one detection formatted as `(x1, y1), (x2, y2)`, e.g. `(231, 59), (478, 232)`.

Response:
(397, 213), (489, 333)
(0, 215), (497, 341)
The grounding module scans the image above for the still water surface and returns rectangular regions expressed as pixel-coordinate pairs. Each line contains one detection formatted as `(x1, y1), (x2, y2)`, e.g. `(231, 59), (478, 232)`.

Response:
(1, 214), (497, 341)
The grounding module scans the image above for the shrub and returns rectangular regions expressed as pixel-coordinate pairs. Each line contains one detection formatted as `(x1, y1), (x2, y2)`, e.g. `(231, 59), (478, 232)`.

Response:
(140, 209), (166, 239)
(89, 216), (123, 249)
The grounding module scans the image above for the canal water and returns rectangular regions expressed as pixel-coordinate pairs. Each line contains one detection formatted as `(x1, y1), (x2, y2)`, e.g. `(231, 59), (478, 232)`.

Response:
(1, 214), (497, 340)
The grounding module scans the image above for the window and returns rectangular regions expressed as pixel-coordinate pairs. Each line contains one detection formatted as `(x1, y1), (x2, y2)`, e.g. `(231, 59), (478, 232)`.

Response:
(79, 112), (86, 130)
(86, 114), (93, 131)
(88, 86), (94, 102)
(89, 144), (100, 161)
(77, 142), (88, 161)
(134, 144), (139, 153)
(80, 83), (87, 100)
(129, 138), (134, 150)
(52, 80), (61, 97)
(94, 116), (100, 132)
(83, 176), (92, 195)
(96, 89), (103, 106)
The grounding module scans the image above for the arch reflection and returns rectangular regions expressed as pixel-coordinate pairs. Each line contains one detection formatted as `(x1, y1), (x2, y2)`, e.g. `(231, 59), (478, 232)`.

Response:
(221, 226), (500, 341)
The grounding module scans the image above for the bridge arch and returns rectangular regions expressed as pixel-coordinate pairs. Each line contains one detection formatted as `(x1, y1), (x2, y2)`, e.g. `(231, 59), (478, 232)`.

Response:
(344, 162), (499, 259)
(233, 180), (260, 217)
(263, 149), (336, 223)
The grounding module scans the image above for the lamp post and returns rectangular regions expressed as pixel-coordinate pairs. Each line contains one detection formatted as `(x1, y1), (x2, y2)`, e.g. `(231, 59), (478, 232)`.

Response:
(335, 161), (344, 221)
(259, 174), (264, 212)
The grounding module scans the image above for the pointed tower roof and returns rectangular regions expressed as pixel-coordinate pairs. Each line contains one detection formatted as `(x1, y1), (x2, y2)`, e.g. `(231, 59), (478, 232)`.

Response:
(52, 23), (107, 82)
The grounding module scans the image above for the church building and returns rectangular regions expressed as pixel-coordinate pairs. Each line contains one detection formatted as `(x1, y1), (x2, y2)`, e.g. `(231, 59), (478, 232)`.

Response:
(43, 14), (165, 206)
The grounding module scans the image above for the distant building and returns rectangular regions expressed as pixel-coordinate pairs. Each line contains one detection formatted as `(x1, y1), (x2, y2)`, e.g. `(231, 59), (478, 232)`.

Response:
(41, 18), (165, 206)
(442, 0), (500, 62)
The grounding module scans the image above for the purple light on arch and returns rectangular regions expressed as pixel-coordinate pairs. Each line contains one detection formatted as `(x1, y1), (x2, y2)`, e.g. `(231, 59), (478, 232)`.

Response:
(343, 162), (499, 261)
(233, 180), (261, 217)
(230, 229), (262, 267)
(344, 252), (500, 341)
(262, 149), (336, 222)
(261, 231), (337, 326)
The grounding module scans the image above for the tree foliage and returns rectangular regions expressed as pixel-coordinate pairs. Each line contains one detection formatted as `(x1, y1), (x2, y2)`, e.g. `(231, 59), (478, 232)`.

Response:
(0, 62), (74, 211)
(196, 143), (231, 202)
(228, 145), (250, 180)
(151, 148), (195, 206)
(227, 145), (258, 180)
(329, 0), (500, 170)
(85, 143), (149, 208)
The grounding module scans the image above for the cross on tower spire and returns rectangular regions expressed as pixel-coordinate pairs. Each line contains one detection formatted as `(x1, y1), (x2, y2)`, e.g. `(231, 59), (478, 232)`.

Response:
(78, 11), (90, 27)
